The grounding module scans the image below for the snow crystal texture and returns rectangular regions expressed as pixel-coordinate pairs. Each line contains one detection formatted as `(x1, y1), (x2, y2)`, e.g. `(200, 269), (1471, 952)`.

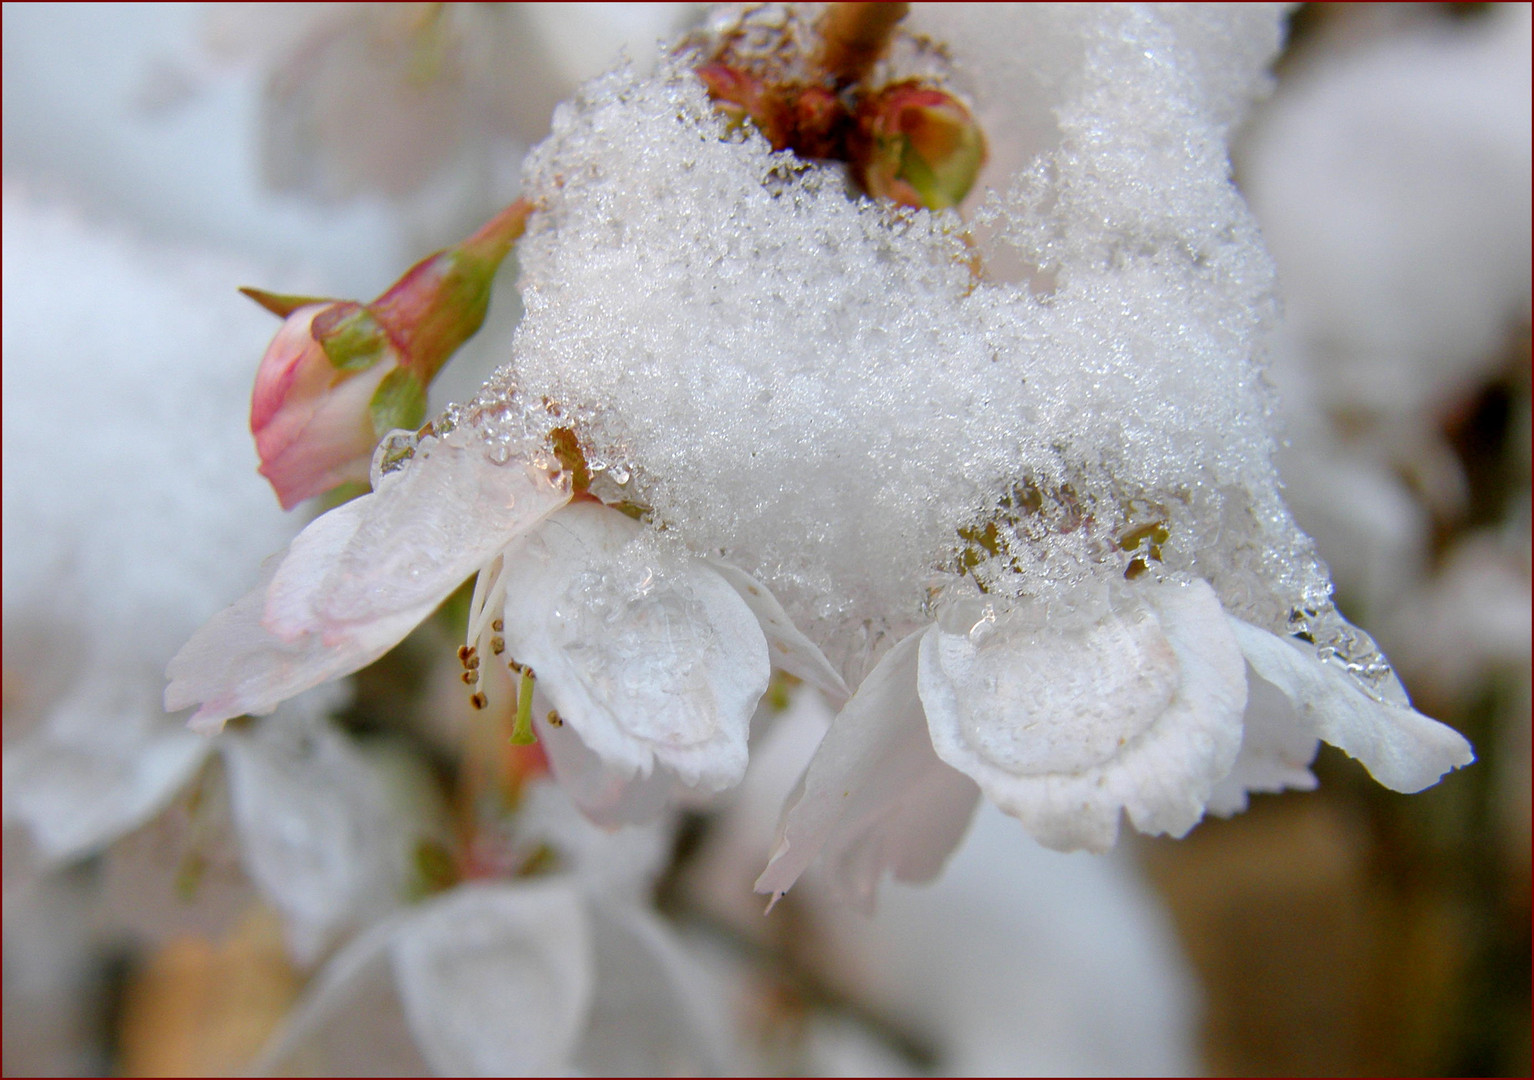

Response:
(465, 4), (1326, 677)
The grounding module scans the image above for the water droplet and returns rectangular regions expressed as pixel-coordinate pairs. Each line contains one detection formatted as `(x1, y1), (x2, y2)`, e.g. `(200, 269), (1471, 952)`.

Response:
(968, 603), (998, 643)
(371, 429), (418, 486)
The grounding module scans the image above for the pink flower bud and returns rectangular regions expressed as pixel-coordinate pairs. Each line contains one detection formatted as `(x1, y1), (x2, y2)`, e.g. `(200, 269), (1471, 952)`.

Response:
(245, 199), (532, 509)
(250, 302), (402, 510)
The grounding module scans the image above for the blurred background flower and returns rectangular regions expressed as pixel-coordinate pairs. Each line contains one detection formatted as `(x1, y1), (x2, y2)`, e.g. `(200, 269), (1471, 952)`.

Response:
(3, 3), (1528, 1076)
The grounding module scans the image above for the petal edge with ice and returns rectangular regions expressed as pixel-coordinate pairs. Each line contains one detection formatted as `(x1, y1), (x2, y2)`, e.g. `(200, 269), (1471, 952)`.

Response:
(167, 436), (572, 730)
(312, 435), (573, 628)
(1229, 619), (1474, 793)
(707, 557), (851, 708)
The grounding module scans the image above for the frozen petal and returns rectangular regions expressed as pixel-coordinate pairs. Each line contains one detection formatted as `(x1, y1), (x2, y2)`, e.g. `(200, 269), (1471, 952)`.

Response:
(499, 502), (769, 794)
(167, 440), (571, 731)
(312, 438), (572, 629)
(708, 558), (851, 707)
(3, 681), (210, 863)
(1229, 619), (1474, 793)
(165, 558), (431, 732)
(919, 580), (1246, 853)
(576, 900), (730, 1077)
(391, 882), (593, 1077)
(756, 629), (980, 911)
(1206, 666), (1319, 816)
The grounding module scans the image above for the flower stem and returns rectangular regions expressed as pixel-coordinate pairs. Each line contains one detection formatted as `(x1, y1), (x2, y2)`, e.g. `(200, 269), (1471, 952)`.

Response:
(815, 2), (909, 87)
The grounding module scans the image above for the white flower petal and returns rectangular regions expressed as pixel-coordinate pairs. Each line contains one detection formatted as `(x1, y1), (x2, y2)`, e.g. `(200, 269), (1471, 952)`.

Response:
(164, 559), (430, 732)
(499, 502), (768, 793)
(1206, 666), (1319, 816)
(576, 899), (730, 1077)
(254, 909), (434, 1077)
(3, 682), (210, 864)
(707, 558), (851, 708)
(310, 439), (572, 630)
(167, 442), (571, 731)
(533, 703), (682, 828)
(514, 776), (675, 897)
(919, 579), (1246, 853)
(261, 493), (376, 641)
(1229, 618), (1475, 793)
(391, 882), (593, 1077)
(755, 629), (980, 911)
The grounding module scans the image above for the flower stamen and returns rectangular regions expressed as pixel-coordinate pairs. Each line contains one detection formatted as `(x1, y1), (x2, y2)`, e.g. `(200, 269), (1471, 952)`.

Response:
(460, 553), (513, 707)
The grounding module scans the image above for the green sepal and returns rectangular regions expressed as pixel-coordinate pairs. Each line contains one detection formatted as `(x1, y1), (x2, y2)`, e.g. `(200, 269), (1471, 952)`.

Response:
(239, 285), (333, 318)
(313, 303), (392, 372)
(369, 368), (428, 439)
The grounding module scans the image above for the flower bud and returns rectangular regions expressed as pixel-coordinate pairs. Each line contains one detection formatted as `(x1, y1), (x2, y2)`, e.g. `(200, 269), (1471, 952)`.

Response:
(245, 200), (532, 508)
(250, 301), (402, 509)
(852, 82), (986, 210)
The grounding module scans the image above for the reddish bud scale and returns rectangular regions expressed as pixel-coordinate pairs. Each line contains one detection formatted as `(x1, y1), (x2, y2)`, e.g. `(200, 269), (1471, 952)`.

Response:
(698, 62), (853, 160)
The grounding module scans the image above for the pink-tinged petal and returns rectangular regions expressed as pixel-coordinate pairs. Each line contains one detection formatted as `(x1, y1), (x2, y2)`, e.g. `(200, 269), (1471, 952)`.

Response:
(256, 357), (392, 510)
(250, 304), (330, 433)
(249, 302), (396, 510)
(498, 502), (768, 795)
(165, 560), (433, 733)
(1206, 667), (1319, 816)
(313, 435), (572, 628)
(755, 628), (981, 912)
(708, 558), (851, 708)
(919, 579), (1247, 853)
(1229, 619), (1475, 793)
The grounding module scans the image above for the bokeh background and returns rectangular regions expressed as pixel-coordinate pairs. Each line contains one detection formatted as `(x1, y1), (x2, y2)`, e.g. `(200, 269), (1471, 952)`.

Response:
(4, 4), (1528, 1075)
